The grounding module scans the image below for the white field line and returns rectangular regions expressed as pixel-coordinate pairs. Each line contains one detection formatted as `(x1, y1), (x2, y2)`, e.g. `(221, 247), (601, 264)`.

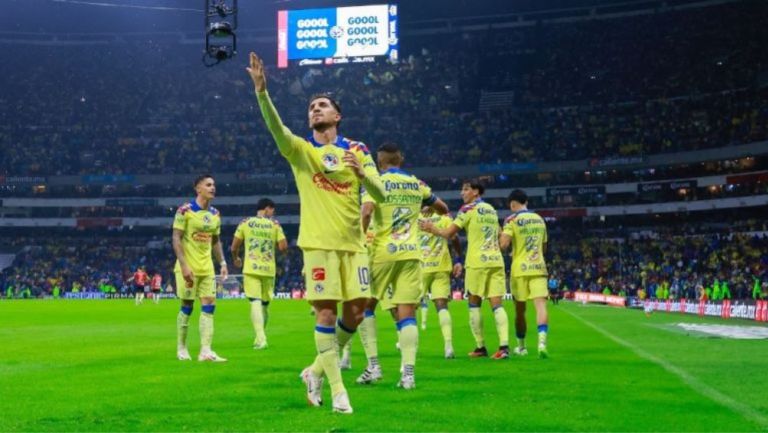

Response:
(562, 307), (768, 429)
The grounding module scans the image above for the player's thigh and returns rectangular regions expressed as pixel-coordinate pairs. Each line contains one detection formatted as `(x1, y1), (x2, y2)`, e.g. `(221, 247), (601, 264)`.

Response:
(390, 260), (421, 306)
(511, 276), (531, 301)
(243, 274), (264, 300)
(261, 276), (275, 302)
(175, 272), (196, 300)
(465, 267), (489, 298)
(303, 249), (343, 301)
(196, 275), (216, 299)
(429, 272), (452, 300)
(420, 272), (435, 299)
(371, 261), (396, 302)
(486, 267), (506, 298)
(528, 276), (549, 299)
(340, 251), (372, 301)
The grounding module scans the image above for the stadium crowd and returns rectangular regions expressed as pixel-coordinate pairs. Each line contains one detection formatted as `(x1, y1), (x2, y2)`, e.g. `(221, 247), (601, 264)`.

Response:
(1, 2), (766, 177)
(3, 227), (766, 301)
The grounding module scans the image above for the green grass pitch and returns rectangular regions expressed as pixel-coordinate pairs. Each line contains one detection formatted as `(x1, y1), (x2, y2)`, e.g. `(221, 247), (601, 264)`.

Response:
(2, 299), (766, 432)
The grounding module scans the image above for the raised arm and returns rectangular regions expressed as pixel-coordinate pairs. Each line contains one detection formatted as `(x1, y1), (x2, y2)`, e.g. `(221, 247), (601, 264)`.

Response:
(247, 52), (304, 160)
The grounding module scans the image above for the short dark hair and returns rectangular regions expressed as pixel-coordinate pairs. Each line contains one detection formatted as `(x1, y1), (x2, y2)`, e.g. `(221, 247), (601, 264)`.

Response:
(377, 142), (400, 154)
(462, 179), (485, 195)
(309, 93), (341, 114)
(256, 198), (275, 211)
(508, 189), (528, 205)
(194, 174), (214, 187)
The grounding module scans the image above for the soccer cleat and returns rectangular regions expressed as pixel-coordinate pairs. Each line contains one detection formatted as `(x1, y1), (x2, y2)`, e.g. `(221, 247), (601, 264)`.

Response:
(198, 351), (227, 362)
(468, 347), (488, 358)
(177, 347), (191, 361)
(332, 392), (353, 414)
(397, 374), (416, 390)
(492, 348), (510, 360)
(512, 347), (529, 356)
(300, 367), (324, 407)
(444, 348), (455, 359)
(253, 341), (268, 350)
(339, 353), (352, 370)
(355, 365), (383, 384)
(538, 344), (549, 359)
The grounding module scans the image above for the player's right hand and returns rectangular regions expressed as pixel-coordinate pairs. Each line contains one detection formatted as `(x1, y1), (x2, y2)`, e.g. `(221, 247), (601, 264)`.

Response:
(246, 52), (267, 92)
(181, 265), (194, 288)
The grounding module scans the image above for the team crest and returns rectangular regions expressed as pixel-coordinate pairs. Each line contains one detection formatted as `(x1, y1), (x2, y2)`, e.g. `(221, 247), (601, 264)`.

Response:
(203, 214), (212, 224)
(322, 153), (340, 171)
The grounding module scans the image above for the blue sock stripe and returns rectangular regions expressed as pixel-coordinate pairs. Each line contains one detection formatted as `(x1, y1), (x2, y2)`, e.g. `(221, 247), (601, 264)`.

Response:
(261, 301), (270, 306)
(247, 297), (261, 303)
(516, 332), (526, 339)
(396, 317), (418, 331)
(201, 304), (215, 314)
(337, 319), (356, 334)
(364, 309), (375, 318)
(315, 325), (336, 334)
(492, 305), (503, 311)
(180, 306), (193, 315)
(468, 303), (480, 308)
(537, 324), (549, 333)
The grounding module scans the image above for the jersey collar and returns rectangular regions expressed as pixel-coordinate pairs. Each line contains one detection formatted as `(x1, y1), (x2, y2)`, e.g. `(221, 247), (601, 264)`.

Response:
(511, 209), (532, 216)
(189, 199), (213, 213)
(307, 134), (348, 149)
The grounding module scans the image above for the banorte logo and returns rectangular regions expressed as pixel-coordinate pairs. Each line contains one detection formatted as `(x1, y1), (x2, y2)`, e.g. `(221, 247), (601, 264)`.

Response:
(312, 173), (352, 195)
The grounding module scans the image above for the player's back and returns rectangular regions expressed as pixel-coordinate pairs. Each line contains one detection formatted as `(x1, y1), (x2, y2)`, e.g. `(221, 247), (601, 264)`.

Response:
(235, 216), (283, 276)
(367, 169), (432, 264)
(504, 210), (548, 277)
(455, 200), (503, 269)
(419, 213), (453, 273)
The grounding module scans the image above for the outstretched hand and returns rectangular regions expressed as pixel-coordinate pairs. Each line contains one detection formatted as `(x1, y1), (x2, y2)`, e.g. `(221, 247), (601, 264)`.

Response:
(246, 52), (267, 92)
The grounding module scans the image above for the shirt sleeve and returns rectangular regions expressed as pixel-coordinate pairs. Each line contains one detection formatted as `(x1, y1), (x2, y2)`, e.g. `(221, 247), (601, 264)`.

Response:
(256, 90), (309, 164)
(452, 210), (469, 230)
(360, 188), (376, 205)
(358, 149), (386, 203)
(275, 222), (286, 243)
(419, 180), (437, 205)
(502, 217), (515, 238)
(172, 207), (186, 231)
(234, 222), (245, 240)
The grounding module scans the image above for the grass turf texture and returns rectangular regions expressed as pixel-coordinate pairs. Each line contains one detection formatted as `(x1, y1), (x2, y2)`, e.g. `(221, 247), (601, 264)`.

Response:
(2, 299), (766, 432)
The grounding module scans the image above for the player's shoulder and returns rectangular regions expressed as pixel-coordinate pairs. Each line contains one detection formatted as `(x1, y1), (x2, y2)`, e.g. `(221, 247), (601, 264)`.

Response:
(345, 138), (371, 155)
(271, 217), (282, 227)
(458, 202), (477, 214)
(503, 214), (516, 225)
(208, 206), (220, 216)
(175, 202), (193, 216)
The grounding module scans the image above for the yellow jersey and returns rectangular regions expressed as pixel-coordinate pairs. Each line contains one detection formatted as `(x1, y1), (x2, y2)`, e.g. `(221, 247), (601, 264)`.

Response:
(172, 201), (221, 276)
(453, 200), (503, 269)
(234, 216), (286, 277)
(418, 213), (453, 273)
(502, 210), (548, 277)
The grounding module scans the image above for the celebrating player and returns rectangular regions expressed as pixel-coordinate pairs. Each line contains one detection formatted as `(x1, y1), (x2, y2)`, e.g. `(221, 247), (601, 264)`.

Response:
(419, 180), (510, 359)
(499, 189), (550, 358)
(418, 206), (463, 359)
(172, 174), (228, 362)
(247, 52), (385, 414)
(231, 198), (288, 350)
(357, 143), (448, 389)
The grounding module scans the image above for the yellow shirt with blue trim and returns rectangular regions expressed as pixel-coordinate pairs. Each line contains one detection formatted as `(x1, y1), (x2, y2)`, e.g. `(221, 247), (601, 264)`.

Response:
(452, 200), (503, 269)
(502, 210), (548, 277)
(256, 90), (385, 253)
(419, 213), (453, 274)
(234, 216), (286, 277)
(172, 200), (221, 276)
(362, 168), (436, 264)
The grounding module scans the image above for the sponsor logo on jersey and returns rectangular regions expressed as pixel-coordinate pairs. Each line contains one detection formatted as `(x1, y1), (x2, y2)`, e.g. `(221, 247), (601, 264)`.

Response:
(192, 232), (213, 243)
(312, 267), (326, 281)
(387, 243), (397, 254)
(314, 283), (324, 293)
(312, 173), (352, 195)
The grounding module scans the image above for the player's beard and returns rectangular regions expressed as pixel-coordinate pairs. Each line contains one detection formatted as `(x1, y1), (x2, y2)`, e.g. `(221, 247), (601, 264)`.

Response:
(311, 119), (336, 133)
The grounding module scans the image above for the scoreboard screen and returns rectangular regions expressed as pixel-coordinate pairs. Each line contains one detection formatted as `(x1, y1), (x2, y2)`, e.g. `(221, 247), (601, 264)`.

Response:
(277, 4), (398, 68)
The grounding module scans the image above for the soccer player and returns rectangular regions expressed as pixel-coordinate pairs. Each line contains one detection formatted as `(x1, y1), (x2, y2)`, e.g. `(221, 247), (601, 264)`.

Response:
(418, 207), (463, 359)
(247, 52), (385, 414)
(499, 189), (550, 358)
(172, 174), (228, 362)
(231, 198), (288, 350)
(150, 271), (163, 305)
(357, 143), (448, 389)
(128, 267), (149, 305)
(419, 180), (510, 359)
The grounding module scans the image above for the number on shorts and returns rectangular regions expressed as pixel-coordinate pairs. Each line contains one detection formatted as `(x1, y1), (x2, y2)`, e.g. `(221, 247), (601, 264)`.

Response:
(357, 267), (370, 285)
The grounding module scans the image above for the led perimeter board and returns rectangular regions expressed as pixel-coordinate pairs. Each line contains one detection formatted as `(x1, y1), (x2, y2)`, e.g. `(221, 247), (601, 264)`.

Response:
(277, 4), (398, 68)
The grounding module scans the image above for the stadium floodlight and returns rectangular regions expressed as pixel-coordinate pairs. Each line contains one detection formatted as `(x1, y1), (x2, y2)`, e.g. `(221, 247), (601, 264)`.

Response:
(203, 0), (238, 67)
